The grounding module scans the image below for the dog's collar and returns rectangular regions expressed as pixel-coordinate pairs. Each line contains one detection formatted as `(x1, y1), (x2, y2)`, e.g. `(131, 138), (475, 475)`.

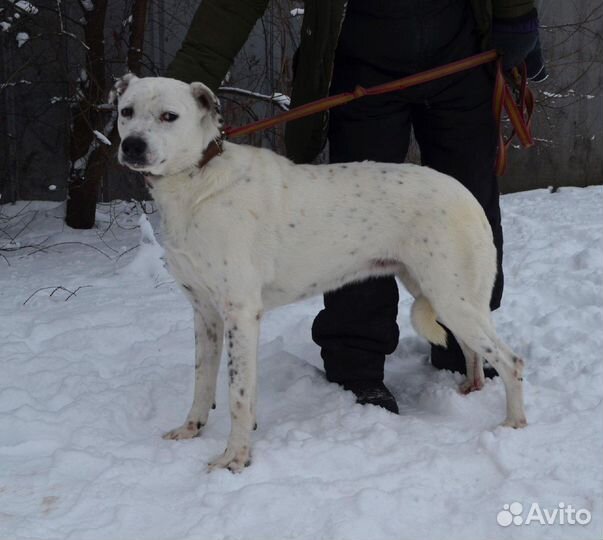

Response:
(197, 134), (225, 169)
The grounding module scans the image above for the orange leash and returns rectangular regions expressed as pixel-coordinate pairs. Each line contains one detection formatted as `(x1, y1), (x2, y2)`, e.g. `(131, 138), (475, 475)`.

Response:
(493, 60), (535, 175)
(223, 50), (534, 176)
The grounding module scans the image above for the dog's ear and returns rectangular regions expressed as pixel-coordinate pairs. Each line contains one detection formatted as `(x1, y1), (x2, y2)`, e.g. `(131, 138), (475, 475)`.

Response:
(108, 73), (138, 105)
(190, 82), (224, 128)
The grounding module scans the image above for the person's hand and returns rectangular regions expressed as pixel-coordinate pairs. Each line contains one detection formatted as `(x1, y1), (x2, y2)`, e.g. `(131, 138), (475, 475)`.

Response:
(491, 9), (548, 82)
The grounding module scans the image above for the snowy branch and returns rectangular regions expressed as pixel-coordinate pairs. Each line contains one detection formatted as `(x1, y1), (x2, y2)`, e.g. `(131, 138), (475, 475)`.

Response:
(218, 87), (291, 111)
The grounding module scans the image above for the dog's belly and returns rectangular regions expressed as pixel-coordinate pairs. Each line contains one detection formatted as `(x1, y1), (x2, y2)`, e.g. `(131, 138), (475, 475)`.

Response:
(262, 257), (404, 310)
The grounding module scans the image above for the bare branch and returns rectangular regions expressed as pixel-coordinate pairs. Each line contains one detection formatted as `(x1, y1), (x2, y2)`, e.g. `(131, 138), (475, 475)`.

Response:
(23, 285), (92, 305)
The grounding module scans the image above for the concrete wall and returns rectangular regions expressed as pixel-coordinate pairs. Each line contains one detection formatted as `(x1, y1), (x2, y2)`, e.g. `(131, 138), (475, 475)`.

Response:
(501, 0), (603, 192)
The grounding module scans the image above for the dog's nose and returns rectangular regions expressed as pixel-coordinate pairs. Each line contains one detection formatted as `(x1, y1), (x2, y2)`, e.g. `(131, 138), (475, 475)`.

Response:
(121, 136), (147, 160)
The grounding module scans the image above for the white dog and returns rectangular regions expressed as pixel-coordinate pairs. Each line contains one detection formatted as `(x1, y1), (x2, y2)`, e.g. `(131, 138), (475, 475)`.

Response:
(111, 74), (527, 472)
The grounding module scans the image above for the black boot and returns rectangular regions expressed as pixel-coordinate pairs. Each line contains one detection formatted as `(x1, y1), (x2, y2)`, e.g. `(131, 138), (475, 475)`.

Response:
(312, 277), (401, 414)
(431, 330), (498, 378)
(341, 380), (399, 414)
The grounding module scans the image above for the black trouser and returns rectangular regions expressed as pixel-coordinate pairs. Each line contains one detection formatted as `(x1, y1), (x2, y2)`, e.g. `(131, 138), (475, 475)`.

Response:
(312, 1), (503, 384)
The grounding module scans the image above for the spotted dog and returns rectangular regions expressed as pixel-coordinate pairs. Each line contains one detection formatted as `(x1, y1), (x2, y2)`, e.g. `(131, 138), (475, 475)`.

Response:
(111, 74), (527, 472)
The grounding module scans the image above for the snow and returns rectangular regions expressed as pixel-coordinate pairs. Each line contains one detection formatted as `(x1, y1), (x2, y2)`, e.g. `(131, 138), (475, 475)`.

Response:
(271, 92), (291, 108)
(542, 90), (599, 102)
(0, 80), (31, 91)
(92, 130), (111, 146)
(15, 31), (28, 48)
(0, 187), (602, 540)
(12, 0), (38, 15)
(80, 0), (94, 12)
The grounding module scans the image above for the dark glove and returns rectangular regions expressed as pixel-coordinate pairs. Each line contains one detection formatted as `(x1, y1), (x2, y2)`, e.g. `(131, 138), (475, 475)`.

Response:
(491, 8), (547, 81)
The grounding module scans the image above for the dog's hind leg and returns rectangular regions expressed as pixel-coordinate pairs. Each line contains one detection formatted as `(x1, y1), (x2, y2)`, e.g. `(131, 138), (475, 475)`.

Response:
(438, 303), (527, 428)
(164, 295), (223, 440)
(208, 292), (262, 473)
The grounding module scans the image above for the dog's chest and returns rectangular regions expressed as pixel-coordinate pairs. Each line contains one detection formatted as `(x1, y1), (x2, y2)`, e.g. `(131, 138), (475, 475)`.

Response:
(160, 210), (220, 294)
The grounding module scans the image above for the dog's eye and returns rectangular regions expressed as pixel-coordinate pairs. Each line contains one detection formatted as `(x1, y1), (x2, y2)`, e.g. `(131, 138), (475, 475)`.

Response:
(160, 112), (179, 123)
(120, 107), (133, 118)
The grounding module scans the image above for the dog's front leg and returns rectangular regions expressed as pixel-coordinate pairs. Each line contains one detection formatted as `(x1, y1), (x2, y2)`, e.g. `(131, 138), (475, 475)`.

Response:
(164, 295), (223, 440)
(208, 299), (261, 473)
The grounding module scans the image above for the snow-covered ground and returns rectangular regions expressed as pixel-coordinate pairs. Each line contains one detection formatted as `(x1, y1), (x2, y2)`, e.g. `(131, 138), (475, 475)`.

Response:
(1, 187), (602, 540)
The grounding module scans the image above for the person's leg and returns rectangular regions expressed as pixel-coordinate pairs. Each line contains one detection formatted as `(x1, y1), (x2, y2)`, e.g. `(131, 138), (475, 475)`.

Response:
(311, 61), (412, 412)
(411, 66), (503, 373)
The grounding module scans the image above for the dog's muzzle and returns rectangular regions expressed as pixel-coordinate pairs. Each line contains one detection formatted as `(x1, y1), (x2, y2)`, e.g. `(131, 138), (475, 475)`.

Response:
(121, 136), (148, 167)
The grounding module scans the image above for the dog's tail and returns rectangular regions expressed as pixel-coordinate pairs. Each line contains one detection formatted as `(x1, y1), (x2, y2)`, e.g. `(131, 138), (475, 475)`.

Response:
(411, 296), (448, 347)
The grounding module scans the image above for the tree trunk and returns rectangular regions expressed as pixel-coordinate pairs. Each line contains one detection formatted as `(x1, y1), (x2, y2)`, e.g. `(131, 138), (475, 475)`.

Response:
(65, 0), (149, 229)
(65, 0), (109, 229)
(128, 0), (150, 76)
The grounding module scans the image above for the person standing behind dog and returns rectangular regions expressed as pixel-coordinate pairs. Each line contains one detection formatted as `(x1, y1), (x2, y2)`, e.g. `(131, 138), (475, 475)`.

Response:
(167, 0), (546, 413)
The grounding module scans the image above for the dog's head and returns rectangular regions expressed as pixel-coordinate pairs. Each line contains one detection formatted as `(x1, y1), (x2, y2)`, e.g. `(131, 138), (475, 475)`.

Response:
(110, 74), (223, 177)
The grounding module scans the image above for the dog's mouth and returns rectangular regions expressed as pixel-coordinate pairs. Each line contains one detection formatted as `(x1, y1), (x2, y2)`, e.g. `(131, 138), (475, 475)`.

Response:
(119, 155), (156, 176)
(121, 157), (149, 169)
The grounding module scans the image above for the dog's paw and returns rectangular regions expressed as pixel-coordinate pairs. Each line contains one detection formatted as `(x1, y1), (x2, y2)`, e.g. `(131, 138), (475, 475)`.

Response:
(502, 416), (528, 429)
(162, 420), (202, 440)
(207, 446), (251, 473)
(459, 379), (484, 394)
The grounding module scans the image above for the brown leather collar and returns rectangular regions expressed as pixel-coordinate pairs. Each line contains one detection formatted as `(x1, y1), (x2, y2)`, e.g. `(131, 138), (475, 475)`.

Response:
(197, 136), (224, 169)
